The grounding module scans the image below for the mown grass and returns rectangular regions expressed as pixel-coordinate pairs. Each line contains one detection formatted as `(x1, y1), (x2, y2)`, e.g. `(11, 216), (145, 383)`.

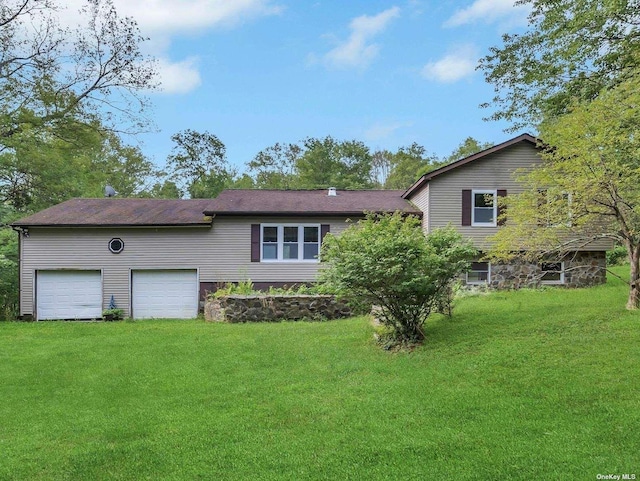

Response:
(1, 267), (638, 480)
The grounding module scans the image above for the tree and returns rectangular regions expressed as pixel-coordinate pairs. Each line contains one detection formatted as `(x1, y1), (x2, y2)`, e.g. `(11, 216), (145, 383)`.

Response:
(140, 180), (182, 199)
(247, 142), (301, 189)
(228, 173), (255, 189)
(0, 0), (157, 144)
(443, 137), (493, 163)
(165, 129), (235, 198)
(0, 205), (19, 319)
(0, 121), (158, 211)
(383, 143), (440, 190)
(489, 76), (640, 309)
(296, 137), (375, 190)
(479, 0), (640, 129)
(85, 131), (158, 198)
(320, 212), (476, 346)
(370, 149), (393, 188)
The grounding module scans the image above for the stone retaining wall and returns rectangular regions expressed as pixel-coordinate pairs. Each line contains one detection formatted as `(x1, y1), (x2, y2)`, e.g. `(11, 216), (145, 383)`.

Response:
(204, 295), (352, 323)
(487, 251), (606, 289)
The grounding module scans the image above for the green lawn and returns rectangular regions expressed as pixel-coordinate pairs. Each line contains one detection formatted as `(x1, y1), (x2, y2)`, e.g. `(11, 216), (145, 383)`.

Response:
(1, 268), (639, 480)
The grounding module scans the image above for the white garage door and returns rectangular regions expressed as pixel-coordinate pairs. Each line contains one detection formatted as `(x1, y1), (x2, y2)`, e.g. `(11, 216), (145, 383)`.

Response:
(132, 270), (198, 319)
(37, 270), (102, 320)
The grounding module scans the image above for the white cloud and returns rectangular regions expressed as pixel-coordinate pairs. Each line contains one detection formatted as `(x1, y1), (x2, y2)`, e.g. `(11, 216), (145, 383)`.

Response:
(444, 0), (529, 27)
(322, 6), (400, 70)
(58, 0), (283, 35)
(55, 0), (283, 95)
(421, 45), (478, 83)
(115, 0), (283, 36)
(156, 57), (202, 94)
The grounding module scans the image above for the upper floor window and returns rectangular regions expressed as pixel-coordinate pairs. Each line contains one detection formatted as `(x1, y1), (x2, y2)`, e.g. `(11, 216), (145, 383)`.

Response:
(261, 224), (320, 262)
(472, 190), (497, 227)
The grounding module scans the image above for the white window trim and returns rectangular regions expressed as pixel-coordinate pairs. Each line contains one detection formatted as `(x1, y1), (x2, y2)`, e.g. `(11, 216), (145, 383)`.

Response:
(260, 224), (321, 263)
(540, 261), (565, 285)
(471, 189), (497, 227)
(467, 261), (491, 285)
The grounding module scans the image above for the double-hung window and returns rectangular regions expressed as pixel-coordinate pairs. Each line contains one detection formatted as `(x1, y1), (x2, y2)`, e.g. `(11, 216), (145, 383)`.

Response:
(261, 224), (321, 262)
(472, 190), (497, 227)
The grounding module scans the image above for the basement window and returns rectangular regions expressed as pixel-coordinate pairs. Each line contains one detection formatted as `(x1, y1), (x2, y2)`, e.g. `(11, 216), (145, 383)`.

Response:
(540, 262), (564, 284)
(467, 261), (490, 285)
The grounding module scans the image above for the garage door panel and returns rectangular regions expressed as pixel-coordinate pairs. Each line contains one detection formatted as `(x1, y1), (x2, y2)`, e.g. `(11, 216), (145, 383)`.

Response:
(132, 270), (197, 319)
(37, 271), (102, 320)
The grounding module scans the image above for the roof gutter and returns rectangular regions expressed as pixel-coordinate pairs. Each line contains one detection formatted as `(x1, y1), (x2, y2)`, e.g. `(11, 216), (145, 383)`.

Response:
(202, 210), (423, 218)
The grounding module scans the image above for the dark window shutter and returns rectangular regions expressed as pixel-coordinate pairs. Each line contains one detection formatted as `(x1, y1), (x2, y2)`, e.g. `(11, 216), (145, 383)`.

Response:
(497, 190), (507, 226)
(319, 225), (330, 261)
(251, 224), (260, 262)
(320, 224), (330, 241)
(462, 190), (472, 226)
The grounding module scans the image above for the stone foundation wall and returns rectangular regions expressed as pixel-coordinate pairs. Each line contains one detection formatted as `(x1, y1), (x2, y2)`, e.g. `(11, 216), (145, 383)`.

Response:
(487, 251), (606, 289)
(204, 295), (352, 323)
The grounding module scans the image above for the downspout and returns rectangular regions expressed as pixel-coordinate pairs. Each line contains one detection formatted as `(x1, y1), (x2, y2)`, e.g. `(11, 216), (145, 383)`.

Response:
(10, 226), (24, 320)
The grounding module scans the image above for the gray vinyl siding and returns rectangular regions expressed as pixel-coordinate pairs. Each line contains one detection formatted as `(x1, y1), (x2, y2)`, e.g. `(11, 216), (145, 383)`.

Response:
(414, 142), (610, 251)
(426, 143), (538, 249)
(408, 184), (429, 231)
(19, 216), (350, 317)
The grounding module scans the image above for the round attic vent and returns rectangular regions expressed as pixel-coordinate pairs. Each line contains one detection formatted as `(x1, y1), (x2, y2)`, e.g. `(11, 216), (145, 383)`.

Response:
(108, 238), (124, 254)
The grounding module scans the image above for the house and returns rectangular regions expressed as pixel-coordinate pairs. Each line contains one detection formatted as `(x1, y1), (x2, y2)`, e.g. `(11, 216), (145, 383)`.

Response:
(11, 133), (610, 320)
(402, 133), (609, 288)
(11, 190), (419, 320)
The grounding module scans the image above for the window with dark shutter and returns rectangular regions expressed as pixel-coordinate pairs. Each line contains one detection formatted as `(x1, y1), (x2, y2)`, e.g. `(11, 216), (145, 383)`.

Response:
(255, 224), (322, 262)
(462, 190), (472, 226)
(250, 224), (260, 262)
(321, 224), (330, 240)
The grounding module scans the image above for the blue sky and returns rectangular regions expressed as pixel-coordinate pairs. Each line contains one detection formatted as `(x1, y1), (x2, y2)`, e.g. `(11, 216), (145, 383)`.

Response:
(67, 0), (533, 172)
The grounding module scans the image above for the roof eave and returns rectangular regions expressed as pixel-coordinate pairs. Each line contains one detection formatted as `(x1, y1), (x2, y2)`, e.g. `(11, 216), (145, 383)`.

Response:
(10, 222), (213, 228)
(402, 133), (539, 199)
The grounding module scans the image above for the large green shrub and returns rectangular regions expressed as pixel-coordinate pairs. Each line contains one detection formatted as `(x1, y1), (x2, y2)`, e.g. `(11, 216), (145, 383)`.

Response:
(319, 212), (476, 345)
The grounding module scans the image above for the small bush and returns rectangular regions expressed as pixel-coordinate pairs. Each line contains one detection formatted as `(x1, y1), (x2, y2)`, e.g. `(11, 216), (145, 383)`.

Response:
(607, 245), (627, 266)
(213, 279), (255, 298)
(212, 281), (338, 298)
(102, 308), (124, 321)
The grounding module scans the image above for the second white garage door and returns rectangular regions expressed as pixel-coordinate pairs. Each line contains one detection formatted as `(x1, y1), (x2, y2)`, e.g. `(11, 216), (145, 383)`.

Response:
(131, 270), (198, 319)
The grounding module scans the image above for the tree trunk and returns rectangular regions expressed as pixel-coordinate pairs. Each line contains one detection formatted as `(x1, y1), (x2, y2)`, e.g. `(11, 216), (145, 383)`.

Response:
(626, 243), (640, 310)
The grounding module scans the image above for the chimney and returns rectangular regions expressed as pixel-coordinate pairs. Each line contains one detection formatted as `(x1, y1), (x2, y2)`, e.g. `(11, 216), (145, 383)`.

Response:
(328, 187), (337, 196)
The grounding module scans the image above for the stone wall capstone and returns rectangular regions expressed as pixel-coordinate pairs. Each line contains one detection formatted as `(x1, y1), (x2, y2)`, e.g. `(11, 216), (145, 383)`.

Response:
(204, 295), (352, 323)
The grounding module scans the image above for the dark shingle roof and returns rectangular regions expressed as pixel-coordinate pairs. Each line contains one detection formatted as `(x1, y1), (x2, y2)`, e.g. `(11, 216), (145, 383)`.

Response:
(12, 198), (215, 227)
(204, 189), (422, 216)
(12, 189), (421, 227)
